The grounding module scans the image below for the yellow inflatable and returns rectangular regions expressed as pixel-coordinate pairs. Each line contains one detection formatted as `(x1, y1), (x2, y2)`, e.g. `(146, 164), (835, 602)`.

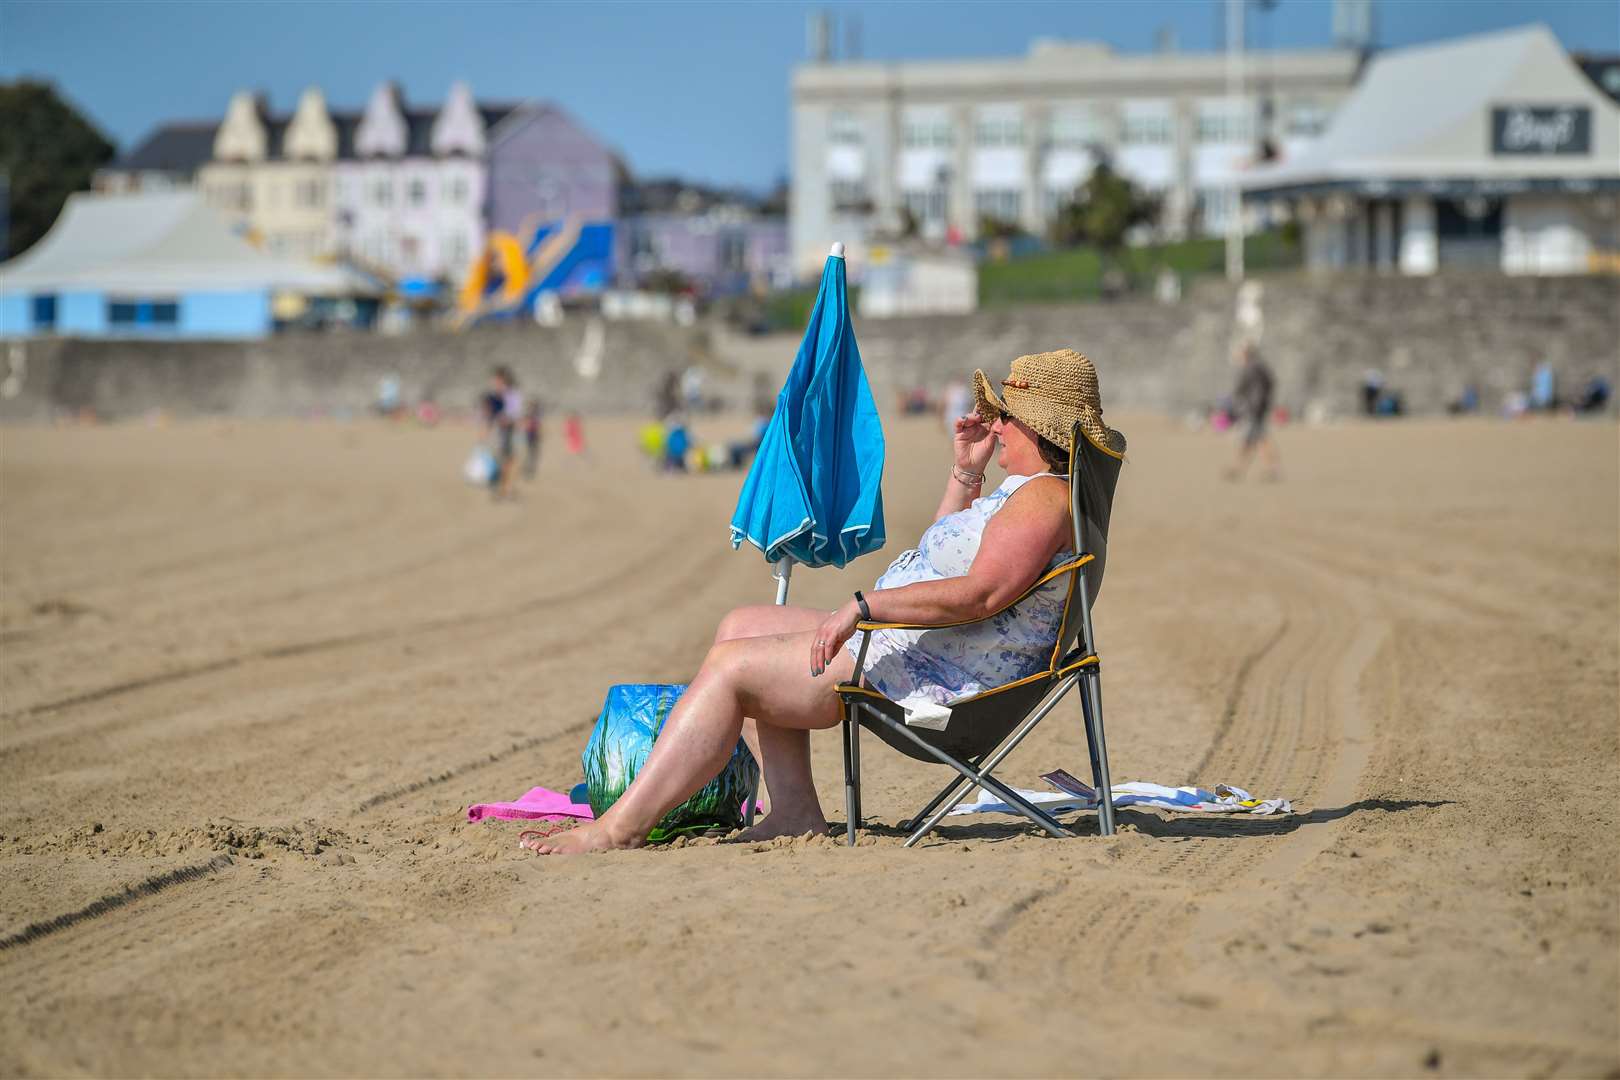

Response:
(456, 232), (529, 317)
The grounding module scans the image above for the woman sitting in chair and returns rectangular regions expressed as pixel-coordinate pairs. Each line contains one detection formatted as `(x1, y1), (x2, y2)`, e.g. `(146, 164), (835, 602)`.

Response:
(527, 349), (1125, 854)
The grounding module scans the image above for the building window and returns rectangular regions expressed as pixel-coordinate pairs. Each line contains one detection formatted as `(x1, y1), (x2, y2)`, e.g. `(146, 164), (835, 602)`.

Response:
(31, 294), (57, 330)
(445, 232), (468, 269)
(828, 110), (863, 146)
(407, 179), (427, 206)
(107, 299), (179, 328)
(1123, 113), (1172, 145)
(902, 117), (954, 148)
(372, 179), (393, 207)
(974, 189), (1022, 222)
(1049, 107), (1100, 149)
(719, 230), (747, 274)
(446, 176), (469, 204)
(830, 180), (871, 214)
(296, 179), (324, 208)
(903, 189), (947, 223)
(974, 115), (1023, 148)
(1197, 187), (1236, 233)
(1197, 108), (1252, 143)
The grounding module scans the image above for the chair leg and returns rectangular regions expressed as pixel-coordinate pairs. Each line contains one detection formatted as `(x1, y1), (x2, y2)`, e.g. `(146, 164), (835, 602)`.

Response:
(849, 713), (862, 828)
(854, 703), (1071, 843)
(901, 756), (983, 831)
(1082, 669), (1116, 837)
(842, 706), (859, 846)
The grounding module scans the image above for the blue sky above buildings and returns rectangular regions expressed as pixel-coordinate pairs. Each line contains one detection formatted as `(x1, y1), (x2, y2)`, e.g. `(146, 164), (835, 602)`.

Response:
(3, 0), (1616, 189)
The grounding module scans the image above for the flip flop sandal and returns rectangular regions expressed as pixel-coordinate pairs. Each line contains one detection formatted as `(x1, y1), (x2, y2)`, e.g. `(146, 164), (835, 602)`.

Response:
(517, 821), (576, 849)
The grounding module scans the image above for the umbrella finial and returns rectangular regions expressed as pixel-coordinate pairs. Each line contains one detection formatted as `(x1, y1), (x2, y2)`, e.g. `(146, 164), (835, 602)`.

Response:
(829, 242), (845, 258)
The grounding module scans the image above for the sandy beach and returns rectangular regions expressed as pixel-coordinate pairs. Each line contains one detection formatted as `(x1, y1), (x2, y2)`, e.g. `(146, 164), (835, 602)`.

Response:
(1, 412), (1615, 1077)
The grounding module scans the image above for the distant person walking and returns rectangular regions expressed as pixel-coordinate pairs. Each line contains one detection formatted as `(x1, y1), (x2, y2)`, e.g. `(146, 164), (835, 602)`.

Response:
(656, 371), (681, 420)
(1225, 343), (1281, 482)
(485, 366), (522, 500)
(521, 400), (543, 481)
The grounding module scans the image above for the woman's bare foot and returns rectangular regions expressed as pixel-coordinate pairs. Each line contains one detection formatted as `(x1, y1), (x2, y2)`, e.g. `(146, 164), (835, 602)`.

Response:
(730, 811), (830, 843)
(520, 820), (644, 855)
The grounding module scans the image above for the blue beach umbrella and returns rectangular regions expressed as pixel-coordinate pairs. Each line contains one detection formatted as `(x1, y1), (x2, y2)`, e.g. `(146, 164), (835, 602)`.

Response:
(729, 242), (885, 603)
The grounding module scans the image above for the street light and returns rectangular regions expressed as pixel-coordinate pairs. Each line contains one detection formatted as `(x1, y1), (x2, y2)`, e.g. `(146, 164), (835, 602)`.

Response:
(1225, 0), (1245, 281)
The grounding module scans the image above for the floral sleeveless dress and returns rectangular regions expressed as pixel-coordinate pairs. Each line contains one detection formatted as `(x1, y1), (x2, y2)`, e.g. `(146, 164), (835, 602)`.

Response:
(849, 473), (1070, 707)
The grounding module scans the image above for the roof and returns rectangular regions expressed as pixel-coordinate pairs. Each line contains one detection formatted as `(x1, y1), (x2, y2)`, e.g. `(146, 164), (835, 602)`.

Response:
(0, 191), (372, 296)
(796, 43), (1360, 99)
(1244, 24), (1620, 196)
(120, 98), (523, 166)
(109, 122), (218, 174)
(1574, 53), (1620, 103)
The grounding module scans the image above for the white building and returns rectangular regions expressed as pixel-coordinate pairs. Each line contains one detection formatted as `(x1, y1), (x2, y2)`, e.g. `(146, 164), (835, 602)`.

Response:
(333, 82), (504, 283)
(1244, 25), (1620, 276)
(790, 39), (1360, 273)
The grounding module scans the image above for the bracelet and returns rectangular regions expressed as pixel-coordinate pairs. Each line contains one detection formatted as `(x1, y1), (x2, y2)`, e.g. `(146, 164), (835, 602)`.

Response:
(853, 590), (872, 621)
(951, 465), (985, 487)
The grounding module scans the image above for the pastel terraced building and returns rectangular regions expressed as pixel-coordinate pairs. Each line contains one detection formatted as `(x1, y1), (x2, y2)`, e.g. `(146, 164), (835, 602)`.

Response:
(196, 82), (522, 284)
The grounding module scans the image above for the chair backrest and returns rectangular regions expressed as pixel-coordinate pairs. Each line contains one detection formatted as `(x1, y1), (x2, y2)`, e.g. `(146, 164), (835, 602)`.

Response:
(1056, 421), (1125, 659)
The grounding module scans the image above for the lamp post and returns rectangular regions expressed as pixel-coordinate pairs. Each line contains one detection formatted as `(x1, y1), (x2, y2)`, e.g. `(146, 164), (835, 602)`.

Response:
(1225, 0), (1246, 282)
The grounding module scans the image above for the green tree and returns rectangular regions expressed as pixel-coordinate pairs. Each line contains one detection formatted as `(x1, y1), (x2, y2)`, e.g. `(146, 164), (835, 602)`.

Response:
(1049, 160), (1158, 257)
(0, 81), (115, 259)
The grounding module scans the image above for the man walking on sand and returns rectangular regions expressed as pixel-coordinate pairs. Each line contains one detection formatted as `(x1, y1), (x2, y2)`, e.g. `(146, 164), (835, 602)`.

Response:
(1225, 342), (1281, 482)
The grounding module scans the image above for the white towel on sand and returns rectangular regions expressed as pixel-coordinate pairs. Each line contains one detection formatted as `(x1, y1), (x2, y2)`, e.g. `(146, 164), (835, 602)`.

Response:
(948, 781), (1292, 817)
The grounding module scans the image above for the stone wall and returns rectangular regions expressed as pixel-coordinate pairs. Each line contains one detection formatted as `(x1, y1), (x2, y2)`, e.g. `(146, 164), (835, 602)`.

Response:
(0, 320), (728, 423)
(2, 273), (1615, 423)
(848, 273), (1619, 418)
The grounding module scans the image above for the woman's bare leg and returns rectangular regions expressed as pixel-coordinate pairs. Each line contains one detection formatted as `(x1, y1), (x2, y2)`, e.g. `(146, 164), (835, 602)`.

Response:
(528, 629), (854, 854)
(712, 605), (825, 821)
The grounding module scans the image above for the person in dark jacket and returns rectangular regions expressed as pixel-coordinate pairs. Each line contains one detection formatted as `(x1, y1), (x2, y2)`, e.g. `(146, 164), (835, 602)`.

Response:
(1225, 343), (1281, 482)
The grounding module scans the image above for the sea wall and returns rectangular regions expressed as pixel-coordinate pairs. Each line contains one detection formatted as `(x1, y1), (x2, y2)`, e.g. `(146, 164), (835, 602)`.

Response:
(2, 273), (1614, 423)
(849, 273), (1619, 418)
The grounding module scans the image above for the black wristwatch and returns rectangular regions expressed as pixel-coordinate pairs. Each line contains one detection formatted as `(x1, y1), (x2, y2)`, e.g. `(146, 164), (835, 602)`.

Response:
(853, 590), (872, 621)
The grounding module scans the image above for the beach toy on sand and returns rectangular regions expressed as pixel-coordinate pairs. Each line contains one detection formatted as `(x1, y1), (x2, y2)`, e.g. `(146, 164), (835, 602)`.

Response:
(463, 446), (497, 485)
(582, 683), (759, 841)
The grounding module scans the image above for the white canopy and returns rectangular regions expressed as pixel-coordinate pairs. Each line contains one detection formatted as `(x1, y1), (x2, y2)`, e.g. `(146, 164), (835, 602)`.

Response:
(1244, 24), (1620, 196)
(0, 191), (372, 296)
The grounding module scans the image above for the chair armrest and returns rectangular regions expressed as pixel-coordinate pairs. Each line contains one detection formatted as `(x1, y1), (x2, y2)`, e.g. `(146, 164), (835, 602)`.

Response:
(853, 554), (1093, 632)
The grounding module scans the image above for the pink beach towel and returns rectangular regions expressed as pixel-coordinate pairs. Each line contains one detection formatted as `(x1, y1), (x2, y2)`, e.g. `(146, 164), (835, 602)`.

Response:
(466, 786), (595, 823)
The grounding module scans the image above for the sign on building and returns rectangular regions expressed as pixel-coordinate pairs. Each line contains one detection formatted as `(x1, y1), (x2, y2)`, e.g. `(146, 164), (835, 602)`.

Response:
(1490, 106), (1592, 155)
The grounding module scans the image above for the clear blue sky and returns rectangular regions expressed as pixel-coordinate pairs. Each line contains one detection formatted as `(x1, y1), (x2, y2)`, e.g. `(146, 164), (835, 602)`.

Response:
(3, 0), (1615, 189)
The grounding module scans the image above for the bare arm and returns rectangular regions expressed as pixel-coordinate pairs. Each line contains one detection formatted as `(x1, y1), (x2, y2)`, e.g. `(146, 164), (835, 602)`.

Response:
(811, 477), (1070, 675)
(934, 413), (997, 521)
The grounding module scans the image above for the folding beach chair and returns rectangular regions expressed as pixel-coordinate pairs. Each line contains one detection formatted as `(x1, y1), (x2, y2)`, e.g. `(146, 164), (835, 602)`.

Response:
(835, 420), (1124, 846)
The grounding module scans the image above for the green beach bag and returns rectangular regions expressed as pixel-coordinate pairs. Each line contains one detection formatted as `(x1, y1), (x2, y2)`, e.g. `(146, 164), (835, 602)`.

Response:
(581, 683), (759, 842)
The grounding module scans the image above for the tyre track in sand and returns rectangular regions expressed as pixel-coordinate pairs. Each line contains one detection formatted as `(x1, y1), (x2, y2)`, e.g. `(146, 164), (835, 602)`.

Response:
(996, 523), (1388, 1000)
(0, 531), (738, 953)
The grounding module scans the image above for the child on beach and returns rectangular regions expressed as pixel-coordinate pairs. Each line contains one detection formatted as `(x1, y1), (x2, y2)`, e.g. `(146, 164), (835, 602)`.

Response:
(564, 412), (587, 459)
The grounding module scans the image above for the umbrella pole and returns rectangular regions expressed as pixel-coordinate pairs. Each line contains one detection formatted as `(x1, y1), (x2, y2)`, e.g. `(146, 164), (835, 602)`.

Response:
(772, 557), (794, 605)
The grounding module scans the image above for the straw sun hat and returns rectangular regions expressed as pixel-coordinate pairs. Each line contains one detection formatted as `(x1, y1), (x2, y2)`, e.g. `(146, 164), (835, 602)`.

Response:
(972, 348), (1125, 457)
